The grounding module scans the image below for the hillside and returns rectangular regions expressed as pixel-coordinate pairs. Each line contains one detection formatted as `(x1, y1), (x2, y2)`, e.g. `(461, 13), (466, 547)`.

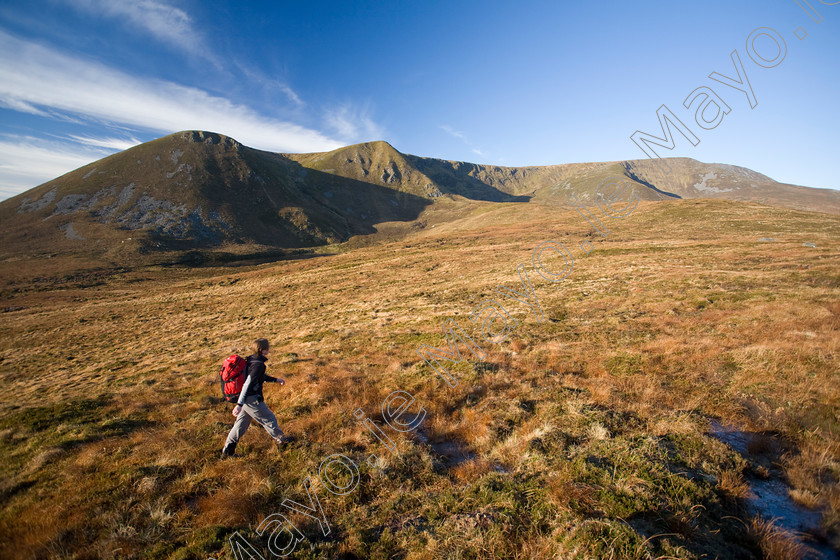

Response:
(2, 131), (839, 280)
(0, 132), (436, 269)
(284, 141), (840, 213)
(0, 198), (838, 558)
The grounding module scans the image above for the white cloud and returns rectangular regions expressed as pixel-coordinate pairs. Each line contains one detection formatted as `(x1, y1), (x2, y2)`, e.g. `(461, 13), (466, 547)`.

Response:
(68, 135), (142, 150)
(64, 1), (306, 107)
(0, 31), (344, 154)
(232, 61), (305, 108)
(440, 124), (487, 161)
(324, 104), (386, 144)
(439, 125), (468, 143)
(63, 0), (215, 63)
(0, 97), (50, 116)
(280, 85), (304, 108)
(0, 136), (110, 200)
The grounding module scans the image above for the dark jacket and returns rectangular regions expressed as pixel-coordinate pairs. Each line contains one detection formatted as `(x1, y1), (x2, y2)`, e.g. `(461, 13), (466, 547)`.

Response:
(237, 354), (278, 404)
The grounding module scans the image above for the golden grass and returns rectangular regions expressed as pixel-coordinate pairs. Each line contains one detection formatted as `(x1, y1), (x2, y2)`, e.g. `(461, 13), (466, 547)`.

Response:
(749, 516), (809, 560)
(0, 198), (838, 558)
(717, 469), (750, 500)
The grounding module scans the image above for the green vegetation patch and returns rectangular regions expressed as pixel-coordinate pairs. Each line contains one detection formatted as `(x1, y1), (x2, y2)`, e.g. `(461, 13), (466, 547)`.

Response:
(0, 397), (151, 474)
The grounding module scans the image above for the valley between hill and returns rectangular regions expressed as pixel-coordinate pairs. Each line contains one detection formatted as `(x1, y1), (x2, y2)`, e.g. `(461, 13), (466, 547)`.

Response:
(3, 130), (839, 287)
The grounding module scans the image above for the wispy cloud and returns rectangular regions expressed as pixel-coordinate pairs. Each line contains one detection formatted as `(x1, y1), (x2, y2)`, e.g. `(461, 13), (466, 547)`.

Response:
(0, 97), (50, 117)
(63, 1), (308, 109)
(62, 0), (216, 63)
(0, 135), (111, 199)
(68, 135), (142, 151)
(232, 61), (305, 108)
(440, 125), (468, 143)
(440, 124), (487, 161)
(324, 103), (386, 144)
(0, 30), (350, 199)
(0, 31), (344, 154)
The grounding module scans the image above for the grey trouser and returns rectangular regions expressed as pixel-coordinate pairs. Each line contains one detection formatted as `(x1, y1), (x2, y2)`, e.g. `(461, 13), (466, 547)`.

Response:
(224, 395), (285, 446)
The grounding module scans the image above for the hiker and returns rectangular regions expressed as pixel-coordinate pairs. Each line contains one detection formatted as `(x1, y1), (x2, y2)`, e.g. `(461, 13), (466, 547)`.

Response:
(221, 338), (293, 458)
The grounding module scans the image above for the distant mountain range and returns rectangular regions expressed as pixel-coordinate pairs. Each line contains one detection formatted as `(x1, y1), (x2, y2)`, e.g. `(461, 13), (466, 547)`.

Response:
(2, 130), (838, 265)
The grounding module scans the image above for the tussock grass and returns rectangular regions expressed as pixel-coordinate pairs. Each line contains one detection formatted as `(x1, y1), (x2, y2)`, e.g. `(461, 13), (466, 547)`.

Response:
(749, 516), (809, 560)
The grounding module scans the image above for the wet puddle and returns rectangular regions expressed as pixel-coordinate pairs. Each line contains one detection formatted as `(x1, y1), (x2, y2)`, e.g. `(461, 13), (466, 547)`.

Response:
(709, 419), (838, 559)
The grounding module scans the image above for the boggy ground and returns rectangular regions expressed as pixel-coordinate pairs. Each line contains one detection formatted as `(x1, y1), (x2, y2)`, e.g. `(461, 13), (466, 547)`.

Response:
(0, 198), (838, 559)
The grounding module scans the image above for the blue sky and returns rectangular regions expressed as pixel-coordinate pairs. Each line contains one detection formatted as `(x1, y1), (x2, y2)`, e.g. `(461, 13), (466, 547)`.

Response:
(0, 0), (838, 201)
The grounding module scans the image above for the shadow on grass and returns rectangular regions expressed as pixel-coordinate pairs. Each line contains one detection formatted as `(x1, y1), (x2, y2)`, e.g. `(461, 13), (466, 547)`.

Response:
(0, 397), (153, 452)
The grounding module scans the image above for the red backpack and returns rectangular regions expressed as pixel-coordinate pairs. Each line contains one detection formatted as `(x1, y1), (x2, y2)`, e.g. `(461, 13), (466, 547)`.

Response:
(219, 354), (248, 403)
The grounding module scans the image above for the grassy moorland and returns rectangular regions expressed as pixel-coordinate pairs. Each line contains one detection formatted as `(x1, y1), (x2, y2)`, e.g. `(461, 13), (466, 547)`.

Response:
(0, 198), (838, 559)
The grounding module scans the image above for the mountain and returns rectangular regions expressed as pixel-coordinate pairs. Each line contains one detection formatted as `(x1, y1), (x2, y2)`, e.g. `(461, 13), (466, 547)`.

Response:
(0, 132), (436, 267)
(2, 130), (838, 268)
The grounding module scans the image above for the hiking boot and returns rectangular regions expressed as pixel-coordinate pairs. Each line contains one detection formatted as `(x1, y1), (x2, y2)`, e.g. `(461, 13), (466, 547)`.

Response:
(275, 435), (296, 447)
(221, 442), (237, 458)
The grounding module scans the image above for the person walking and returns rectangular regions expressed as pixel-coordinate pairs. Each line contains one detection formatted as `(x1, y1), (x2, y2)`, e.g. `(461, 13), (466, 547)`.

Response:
(221, 338), (293, 458)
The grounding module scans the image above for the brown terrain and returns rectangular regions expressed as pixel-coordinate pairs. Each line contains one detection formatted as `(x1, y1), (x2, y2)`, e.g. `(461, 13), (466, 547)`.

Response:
(0, 132), (838, 559)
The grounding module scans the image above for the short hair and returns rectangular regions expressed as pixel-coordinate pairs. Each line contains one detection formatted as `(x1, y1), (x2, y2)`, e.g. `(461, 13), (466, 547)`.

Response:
(251, 338), (270, 355)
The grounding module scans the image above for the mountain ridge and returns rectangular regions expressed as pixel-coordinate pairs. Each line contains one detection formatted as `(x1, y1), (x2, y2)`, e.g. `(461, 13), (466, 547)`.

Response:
(2, 130), (838, 270)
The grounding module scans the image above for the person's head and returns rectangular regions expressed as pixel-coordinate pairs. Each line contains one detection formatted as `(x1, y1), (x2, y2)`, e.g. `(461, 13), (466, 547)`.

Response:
(252, 338), (270, 357)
